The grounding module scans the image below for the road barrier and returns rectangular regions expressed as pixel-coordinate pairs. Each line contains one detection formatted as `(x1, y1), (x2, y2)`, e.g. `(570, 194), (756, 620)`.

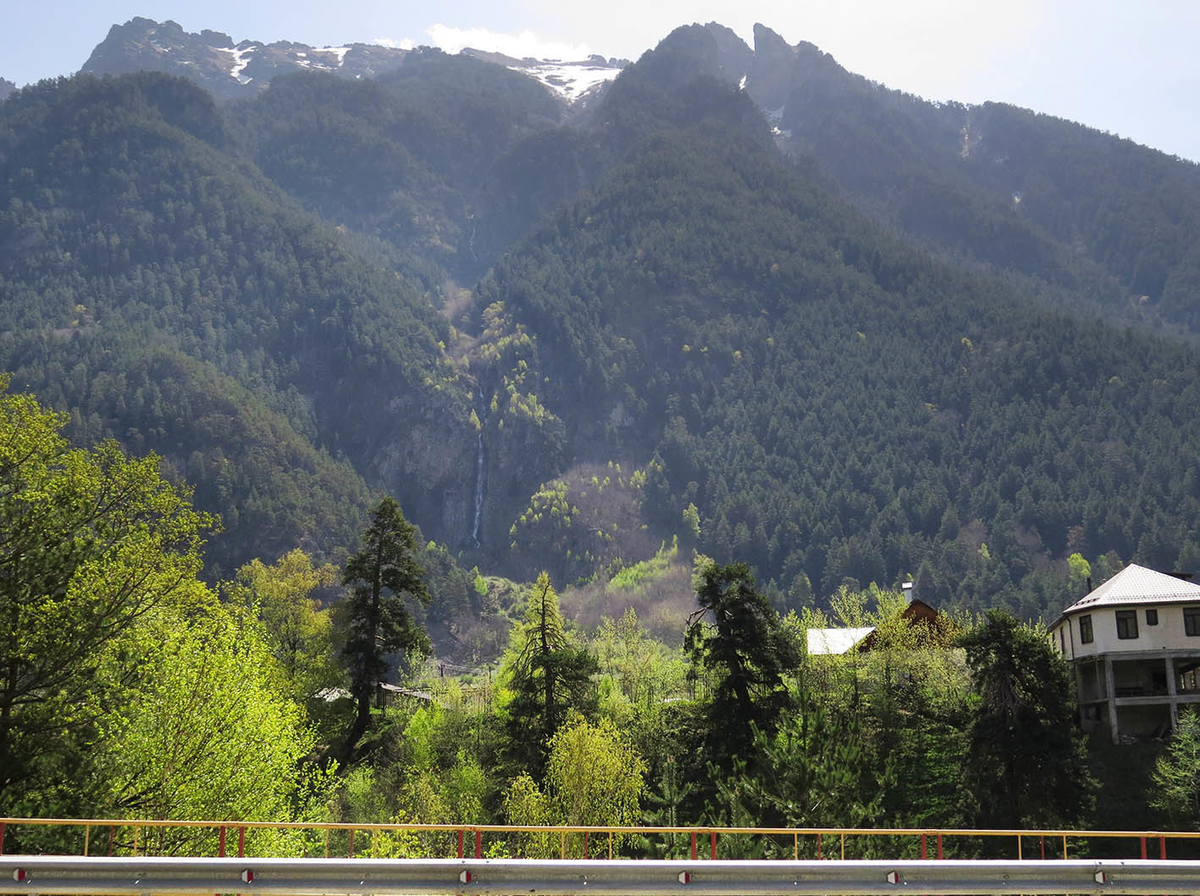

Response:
(2, 856), (1200, 896)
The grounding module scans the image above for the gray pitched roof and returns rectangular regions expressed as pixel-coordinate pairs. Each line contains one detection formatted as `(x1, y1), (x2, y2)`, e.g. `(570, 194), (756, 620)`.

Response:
(1062, 563), (1200, 615)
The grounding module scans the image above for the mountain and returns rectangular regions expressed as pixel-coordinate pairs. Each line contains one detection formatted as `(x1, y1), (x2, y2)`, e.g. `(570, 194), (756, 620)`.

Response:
(81, 17), (411, 100)
(473, 33), (1200, 616)
(0, 72), (474, 575)
(229, 50), (594, 284)
(6, 19), (1200, 628)
(80, 17), (627, 107)
(460, 48), (627, 106)
(0, 79), (14, 101)
(699, 23), (1200, 338)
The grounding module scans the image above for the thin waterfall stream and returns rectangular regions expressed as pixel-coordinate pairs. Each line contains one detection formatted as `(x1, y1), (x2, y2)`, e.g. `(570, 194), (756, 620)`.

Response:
(471, 388), (486, 546)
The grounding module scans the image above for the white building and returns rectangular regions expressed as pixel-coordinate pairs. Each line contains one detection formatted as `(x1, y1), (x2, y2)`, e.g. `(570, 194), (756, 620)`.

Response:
(1049, 564), (1200, 742)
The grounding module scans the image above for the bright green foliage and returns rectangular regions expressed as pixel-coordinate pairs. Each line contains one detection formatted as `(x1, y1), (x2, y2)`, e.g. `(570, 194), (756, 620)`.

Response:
(503, 715), (646, 856)
(609, 540), (679, 591)
(1152, 708), (1200, 829)
(0, 382), (214, 811)
(958, 610), (1095, 828)
(231, 549), (342, 706)
(99, 601), (327, 835)
(592, 607), (688, 720)
(340, 497), (431, 756)
(546, 716), (647, 827)
(1067, 553), (1092, 595)
(507, 463), (655, 586)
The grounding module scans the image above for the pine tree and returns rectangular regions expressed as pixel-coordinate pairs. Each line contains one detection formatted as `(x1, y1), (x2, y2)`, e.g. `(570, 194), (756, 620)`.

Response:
(504, 572), (598, 777)
(685, 561), (799, 768)
(340, 496), (430, 757)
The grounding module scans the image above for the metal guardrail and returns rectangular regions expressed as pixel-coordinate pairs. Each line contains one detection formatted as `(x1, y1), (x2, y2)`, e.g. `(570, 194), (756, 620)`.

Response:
(2, 856), (1200, 895)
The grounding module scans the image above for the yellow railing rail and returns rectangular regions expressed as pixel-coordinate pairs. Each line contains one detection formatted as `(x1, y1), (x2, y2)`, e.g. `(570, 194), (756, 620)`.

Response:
(1, 818), (1196, 861)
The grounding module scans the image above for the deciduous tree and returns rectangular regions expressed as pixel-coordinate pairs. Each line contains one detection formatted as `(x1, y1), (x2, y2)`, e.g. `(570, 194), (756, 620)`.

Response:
(0, 382), (212, 809)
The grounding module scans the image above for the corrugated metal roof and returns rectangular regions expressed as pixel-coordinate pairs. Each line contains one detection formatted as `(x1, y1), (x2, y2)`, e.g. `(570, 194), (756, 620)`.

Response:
(806, 626), (875, 655)
(1063, 563), (1200, 614)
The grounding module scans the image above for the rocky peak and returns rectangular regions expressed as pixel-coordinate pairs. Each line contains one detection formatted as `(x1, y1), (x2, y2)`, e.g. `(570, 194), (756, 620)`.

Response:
(703, 22), (754, 86)
(80, 17), (410, 100)
(747, 23), (798, 110)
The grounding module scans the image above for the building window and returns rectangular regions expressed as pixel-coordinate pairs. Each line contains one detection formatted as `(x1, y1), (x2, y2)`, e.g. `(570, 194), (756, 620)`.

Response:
(1116, 610), (1139, 640)
(1147, 608), (1159, 626)
(1080, 615), (1093, 644)
(1186, 607), (1200, 637)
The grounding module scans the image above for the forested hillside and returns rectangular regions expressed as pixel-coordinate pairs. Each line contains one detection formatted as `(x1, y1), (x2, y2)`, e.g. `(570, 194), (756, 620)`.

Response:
(722, 23), (1200, 336)
(476, 41), (1200, 616)
(0, 72), (475, 575)
(5, 22), (1200, 619)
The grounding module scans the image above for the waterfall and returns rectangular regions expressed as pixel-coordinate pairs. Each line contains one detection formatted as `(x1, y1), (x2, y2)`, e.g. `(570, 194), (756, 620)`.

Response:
(471, 387), (486, 547)
(471, 431), (485, 546)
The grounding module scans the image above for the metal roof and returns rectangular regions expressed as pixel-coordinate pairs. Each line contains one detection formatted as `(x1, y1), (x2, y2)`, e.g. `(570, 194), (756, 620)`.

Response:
(1062, 563), (1200, 615)
(806, 626), (875, 655)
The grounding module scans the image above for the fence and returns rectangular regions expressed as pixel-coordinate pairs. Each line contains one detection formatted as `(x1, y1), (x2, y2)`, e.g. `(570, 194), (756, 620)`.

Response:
(2, 819), (1199, 863)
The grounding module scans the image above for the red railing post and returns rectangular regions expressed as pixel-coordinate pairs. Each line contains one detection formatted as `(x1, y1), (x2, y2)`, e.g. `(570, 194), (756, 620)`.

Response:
(1160, 836), (1167, 859)
(710, 832), (717, 860)
(1040, 836), (1045, 860)
(690, 832), (697, 860)
(584, 832), (590, 859)
(457, 829), (464, 859)
(108, 827), (115, 857)
(218, 827), (226, 857)
(920, 833), (926, 859)
(475, 830), (482, 859)
(238, 826), (245, 858)
(0, 821), (5, 856)
(935, 833), (943, 859)
(1140, 836), (1148, 859)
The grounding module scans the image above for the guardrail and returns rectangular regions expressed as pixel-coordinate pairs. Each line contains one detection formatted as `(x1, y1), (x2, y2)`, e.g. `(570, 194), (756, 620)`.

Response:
(2, 818), (1198, 862)
(2, 856), (1200, 896)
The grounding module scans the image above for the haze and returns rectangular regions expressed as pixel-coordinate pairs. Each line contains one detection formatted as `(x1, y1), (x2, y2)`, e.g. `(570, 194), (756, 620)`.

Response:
(5, 0), (1199, 161)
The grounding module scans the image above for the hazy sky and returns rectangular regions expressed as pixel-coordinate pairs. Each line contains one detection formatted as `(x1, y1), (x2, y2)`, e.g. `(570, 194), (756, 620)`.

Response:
(6, 1), (1200, 161)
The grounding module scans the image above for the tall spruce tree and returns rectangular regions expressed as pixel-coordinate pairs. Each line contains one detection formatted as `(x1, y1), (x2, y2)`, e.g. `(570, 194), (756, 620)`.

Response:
(958, 610), (1095, 829)
(503, 572), (598, 777)
(685, 561), (800, 768)
(340, 496), (430, 757)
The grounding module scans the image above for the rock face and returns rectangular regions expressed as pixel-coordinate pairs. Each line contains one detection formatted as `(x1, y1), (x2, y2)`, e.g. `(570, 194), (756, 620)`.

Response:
(80, 17), (410, 100)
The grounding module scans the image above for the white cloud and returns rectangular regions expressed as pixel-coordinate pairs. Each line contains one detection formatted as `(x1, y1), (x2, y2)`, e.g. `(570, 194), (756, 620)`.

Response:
(373, 37), (415, 50)
(423, 24), (596, 61)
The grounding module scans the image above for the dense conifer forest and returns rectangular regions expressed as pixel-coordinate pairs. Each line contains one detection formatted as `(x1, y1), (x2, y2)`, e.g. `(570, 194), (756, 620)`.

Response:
(5, 20), (1200, 833)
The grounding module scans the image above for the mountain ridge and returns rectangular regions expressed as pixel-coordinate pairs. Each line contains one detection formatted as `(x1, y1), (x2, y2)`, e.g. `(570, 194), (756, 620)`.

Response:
(6, 20), (1200, 625)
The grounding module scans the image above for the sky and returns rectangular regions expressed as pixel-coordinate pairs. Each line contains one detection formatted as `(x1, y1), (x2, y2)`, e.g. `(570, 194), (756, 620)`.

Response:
(5, 0), (1200, 161)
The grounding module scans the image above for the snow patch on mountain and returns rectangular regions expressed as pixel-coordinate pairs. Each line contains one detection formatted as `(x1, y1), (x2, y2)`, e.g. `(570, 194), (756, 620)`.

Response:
(510, 59), (623, 101)
(215, 46), (255, 84)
